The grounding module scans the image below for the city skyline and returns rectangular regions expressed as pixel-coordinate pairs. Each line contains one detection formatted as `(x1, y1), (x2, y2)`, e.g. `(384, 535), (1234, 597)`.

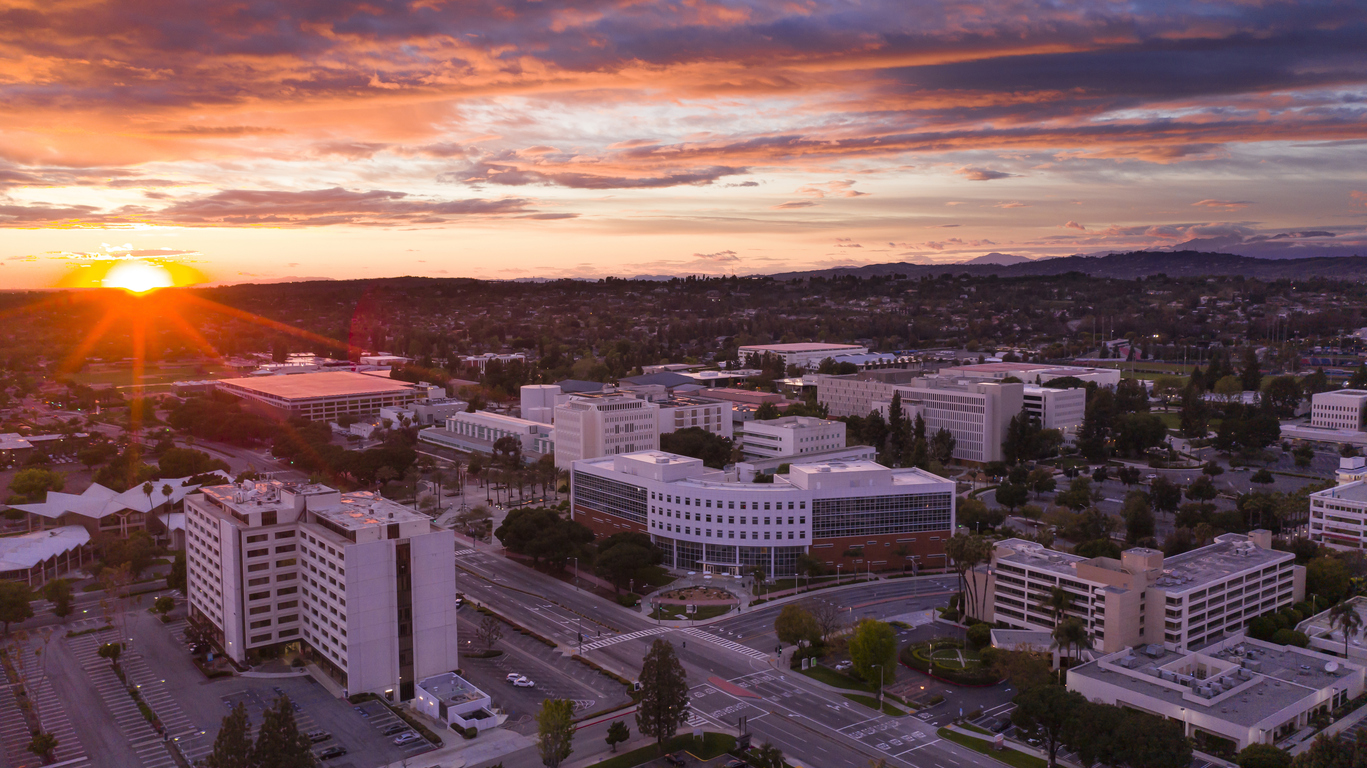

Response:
(1, 0), (1366, 289)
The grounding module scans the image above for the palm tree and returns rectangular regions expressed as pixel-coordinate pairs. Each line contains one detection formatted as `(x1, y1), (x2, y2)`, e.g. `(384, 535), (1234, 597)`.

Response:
(141, 481), (154, 511)
(1040, 586), (1074, 627)
(1052, 617), (1089, 665)
(1329, 601), (1363, 659)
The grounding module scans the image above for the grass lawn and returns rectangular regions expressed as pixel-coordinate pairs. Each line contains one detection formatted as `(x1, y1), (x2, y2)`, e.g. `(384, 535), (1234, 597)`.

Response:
(588, 732), (736, 768)
(1156, 411), (1182, 429)
(798, 665), (876, 693)
(938, 728), (1048, 768)
(843, 693), (907, 716)
(960, 723), (992, 735)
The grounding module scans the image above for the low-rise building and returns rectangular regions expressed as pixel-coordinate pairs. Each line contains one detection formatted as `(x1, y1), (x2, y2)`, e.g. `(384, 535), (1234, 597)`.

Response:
(0, 526), (92, 586)
(1023, 384), (1087, 441)
(937, 362), (1122, 387)
(217, 371), (423, 422)
(968, 532), (1303, 653)
(1068, 635), (1363, 752)
(15, 474), (223, 540)
(657, 395), (733, 441)
(738, 343), (869, 370)
(460, 353), (527, 373)
(1309, 480), (1367, 550)
(414, 672), (497, 733)
(737, 416), (845, 461)
(1312, 389), (1367, 431)
(418, 411), (554, 460)
(889, 376), (1023, 464)
(1339, 456), (1367, 485)
(570, 451), (955, 577)
(185, 480), (460, 701)
(814, 369), (923, 418)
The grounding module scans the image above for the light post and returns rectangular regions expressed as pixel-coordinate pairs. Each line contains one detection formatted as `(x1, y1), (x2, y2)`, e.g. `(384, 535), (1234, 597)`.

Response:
(569, 557), (579, 591)
(872, 663), (884, 705)
(629, 578), (635, 604)
(837, 564), (842, 585)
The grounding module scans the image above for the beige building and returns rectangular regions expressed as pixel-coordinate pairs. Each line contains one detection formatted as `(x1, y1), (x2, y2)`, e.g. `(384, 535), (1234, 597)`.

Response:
(737, 415), (845, 461)
(1311, 389), (1367, 431)
(553, 391), (660, 469)
(968, 532), (1304, 653)
(813, 369), (923, 418)
(1309, 479), (1367, 550)
(890, 376), (1023, 464)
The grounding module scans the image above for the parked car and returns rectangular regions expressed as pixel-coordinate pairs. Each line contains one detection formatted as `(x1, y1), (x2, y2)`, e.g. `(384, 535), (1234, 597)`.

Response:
(307, 730), (331, 743)
(723, 760), (749, 768)
(394, 732), (422, 746)
(506, 672), (523, 683)
(834, 661), (853, 672)
(316, 745), (347, 760)
(513, 676), (536, 688)
(382, 723), (408, 736)
(990, 718), (1013, 733)
(664, 753), (688, 766)
(272, 686), (284, 695)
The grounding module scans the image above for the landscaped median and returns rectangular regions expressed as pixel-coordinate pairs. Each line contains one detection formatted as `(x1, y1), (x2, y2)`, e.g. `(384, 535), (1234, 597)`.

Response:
(901, 638), (1001, 686)
(937, 726), (1046, 768)
(586, 732), (736, 768)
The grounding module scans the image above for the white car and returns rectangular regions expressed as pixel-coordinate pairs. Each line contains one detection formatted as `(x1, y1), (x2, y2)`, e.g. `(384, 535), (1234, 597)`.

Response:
(393, 732), (421, 746)
(506, 672), (523, 683)
(834, 661), (853, 672)
(513, 676), (536, 688)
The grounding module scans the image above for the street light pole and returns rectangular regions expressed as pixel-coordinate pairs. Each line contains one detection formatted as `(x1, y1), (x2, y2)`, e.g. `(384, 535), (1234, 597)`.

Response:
(570, 557), (579, 591)
(873, 663), (883, 705)
(837, 564), (842, 585)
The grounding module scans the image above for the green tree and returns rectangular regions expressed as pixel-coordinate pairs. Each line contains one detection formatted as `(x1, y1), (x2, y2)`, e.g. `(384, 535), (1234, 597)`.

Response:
(1012, 684), (1085, 767)
(1262, 376), (1304, 419)
(660, 427), (734, 469)
(1123, 493), (1155, 544)
(754, 402), (781, 421)
(636, 639), (690, 753)
(1028, 467), (1057, 498)
(1237, 744), (1293, 768)
(253, 694), (316, 768)
(167, 551), (187, 593)
(752, 742), (786, 768)
(42, 578), (73, 621)
(594, 533), (661, 592)
(1113, 413), (1168, 456)
(958, 496), (1005, 532)
(1150, 476), (1182, 517)
(204, 702), (253, 768)
(153, 595), (175, 617)
(774, 605), (820, 647)
(1295, 731), (1367, 768)
(1185, 475), (1219, 503)
(1251, 468), (1275, 486)
(1240, 348), (1264, 392)
(605, 720), (630, 753)
(8, 467), (64, 501)
(847, 619), (897, 684)
(1040, 586), (1074, 627)
(930, 427), (956, 464)
(1052, 617), (1089, 663)
(0, 581), (33, 635)
(995, 483), (1029, 513)
(536, 698), (575, 768)
(1113, 709), (1191, 768)
(156, 447), (229, 478)
(1307, 556), (1351, 603)
(98, 641), (123, 668)
(1056, 477), (1097, 511)
(944, 533), (992, 621)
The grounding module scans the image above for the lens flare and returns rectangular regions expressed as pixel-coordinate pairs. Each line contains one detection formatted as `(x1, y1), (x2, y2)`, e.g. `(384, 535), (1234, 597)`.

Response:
(102, 260), (175, 293)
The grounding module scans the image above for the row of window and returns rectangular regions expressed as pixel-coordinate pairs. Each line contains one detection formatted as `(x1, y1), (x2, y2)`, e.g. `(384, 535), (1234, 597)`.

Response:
(651, 521), (806, 540)
(651, 492), (806, 511)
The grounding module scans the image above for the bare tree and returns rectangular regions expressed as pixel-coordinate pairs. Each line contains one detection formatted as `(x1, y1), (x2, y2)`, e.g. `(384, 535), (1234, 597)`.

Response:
(806, 599), (847, 641)
(477, 615), (504, 651)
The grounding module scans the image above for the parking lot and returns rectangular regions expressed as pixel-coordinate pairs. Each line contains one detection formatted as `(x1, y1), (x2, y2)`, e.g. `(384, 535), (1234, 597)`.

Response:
(456, 607), (632, 733)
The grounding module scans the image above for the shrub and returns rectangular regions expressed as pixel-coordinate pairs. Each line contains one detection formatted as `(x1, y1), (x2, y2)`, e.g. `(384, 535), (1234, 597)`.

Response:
(1247, 616), (1278, 641)
(1271, 629), (1309, 648)
(965, 623), (992, 650)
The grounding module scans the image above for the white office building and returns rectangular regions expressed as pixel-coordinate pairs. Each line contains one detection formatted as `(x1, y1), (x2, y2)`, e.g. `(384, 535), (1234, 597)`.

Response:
(184, 480), (460, 701)
(968, 532), (1303, 654)
(460, 353), (527, 373)
(1311, 389), (1367, 431)
(738, 343), (869, 370)
(570, 451), (955, 577)
(1023, 384), (1087, 440)
(890, 376), (1023, 464)
(938, 362), (1123, 388)
(1309, 480), (1367, 550)
(1339, 457), (1367, 485)
(737, 416), (845, 461)
(658, 395), (734, 441)
(553, 392), (660, 469)
(1068, 635), (1363, 752)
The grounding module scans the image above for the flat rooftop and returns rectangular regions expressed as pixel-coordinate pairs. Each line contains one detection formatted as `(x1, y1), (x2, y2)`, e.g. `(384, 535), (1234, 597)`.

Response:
(1160, 534), (1293, 593)
(218, 371), (417, 400)
(418, 672), (488, 706)
(1299, 596), (1367, 648)
(1071, 640), (1347, 727)
(739, 343), (864, 352)
(993, 539), (1089, 577)
(1313, 481), (1367, 503)
(315, 491), (428, 530)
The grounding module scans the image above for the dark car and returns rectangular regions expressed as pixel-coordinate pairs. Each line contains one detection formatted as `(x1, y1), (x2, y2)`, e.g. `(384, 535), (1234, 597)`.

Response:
(991, 718), (1013, 733)
(316, 745), (347, 760)
(382, 723), (408, 736)
(664, 753), (688, 766)
(723, 760), (748, 768)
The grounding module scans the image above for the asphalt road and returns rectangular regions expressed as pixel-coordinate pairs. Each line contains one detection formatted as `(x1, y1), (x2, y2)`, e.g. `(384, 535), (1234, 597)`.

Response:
(456, 548), (1007, 768)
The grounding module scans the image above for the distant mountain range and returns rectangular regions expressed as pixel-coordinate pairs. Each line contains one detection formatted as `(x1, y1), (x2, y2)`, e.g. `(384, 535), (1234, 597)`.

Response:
(767, 250), (1367, 281)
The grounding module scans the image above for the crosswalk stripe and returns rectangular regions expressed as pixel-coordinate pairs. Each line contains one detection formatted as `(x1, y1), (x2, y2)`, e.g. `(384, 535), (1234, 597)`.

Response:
(680, 628), (770, 660)
(578, 626), (669, 652)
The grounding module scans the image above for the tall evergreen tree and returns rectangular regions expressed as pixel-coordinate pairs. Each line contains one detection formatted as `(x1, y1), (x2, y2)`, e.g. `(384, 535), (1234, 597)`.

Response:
(253, 695), (316, 768)
(636, 639), (690, 752)
(204, 702), (253, 768)
(886, 391), (906, 467)
(536, 698), (575, 768)
(910, 413), (929, 469)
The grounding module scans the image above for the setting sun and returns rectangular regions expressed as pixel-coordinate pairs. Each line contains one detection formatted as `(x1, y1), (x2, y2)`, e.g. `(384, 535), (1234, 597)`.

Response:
(102, 260), (175, 293)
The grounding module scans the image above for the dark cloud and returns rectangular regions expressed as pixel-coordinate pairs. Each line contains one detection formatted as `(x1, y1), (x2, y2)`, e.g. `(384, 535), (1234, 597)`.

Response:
(692, 250), (739, 261)
(957, 167), (1017, 181)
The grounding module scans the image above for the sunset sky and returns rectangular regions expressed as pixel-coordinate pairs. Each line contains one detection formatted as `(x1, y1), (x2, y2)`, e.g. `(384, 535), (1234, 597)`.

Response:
(2, 0), (1365, 288)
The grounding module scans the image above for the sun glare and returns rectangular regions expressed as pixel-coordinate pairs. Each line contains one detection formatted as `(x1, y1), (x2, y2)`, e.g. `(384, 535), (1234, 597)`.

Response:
(103, 260), (175, 294)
